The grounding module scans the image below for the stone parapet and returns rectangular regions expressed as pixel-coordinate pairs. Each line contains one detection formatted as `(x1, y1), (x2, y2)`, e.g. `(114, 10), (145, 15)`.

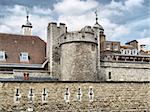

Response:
(59, 32), (97, 45)
(0, 82), (149, 111)
(59, 26), (97, 46)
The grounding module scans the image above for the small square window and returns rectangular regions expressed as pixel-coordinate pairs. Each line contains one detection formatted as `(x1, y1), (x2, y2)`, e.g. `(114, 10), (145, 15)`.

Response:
(0, 51), (6, 61)
(113, 45), (118, 51)
(20, 52), (29, 62)
(106, 43), (111, 50)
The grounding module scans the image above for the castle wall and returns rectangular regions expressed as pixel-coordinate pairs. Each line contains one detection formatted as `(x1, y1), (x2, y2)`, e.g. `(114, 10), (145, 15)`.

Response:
(60, 42), (98, 81)
(47, 23), (66, 79)
(101, 62), (150, 81)
(0, 82), (149, 111)
(14, 70), (50, 77)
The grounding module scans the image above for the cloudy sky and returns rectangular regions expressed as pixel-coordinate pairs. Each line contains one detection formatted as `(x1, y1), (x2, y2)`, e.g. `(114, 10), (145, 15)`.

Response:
(0, 0), (149, 48)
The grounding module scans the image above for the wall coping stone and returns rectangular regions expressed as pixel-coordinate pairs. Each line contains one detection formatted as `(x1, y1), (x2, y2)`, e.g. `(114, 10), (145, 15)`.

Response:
(0, 80), (149, 83)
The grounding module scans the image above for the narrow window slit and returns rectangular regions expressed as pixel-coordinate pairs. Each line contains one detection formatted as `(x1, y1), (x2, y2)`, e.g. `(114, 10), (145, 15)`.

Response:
(77, 88), (82, 101)
(89, 87), (94, 102)
(28, 88), (34, 102)
(14, 88), (21, 103)
(64, 88), (70, 102)
(42, 88), (48, 103)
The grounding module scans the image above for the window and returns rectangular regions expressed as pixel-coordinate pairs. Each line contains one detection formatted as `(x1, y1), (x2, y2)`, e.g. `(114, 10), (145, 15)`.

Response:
(28, 88), (34, 102)
(120, 49), (125, 54)
(113, 45), (118, 51)
(126, 49), (131, 55)
(106, 43), (111, 50)
(20, 52), (29, 62)
(91, 44), (95, 51)
(0, 51), (6, 61)
(132, 49), (138, 55)
(88, 87), (94, 102)
(77, 88), (82, 101)
(42, 88), (48, 103)
(108, 72), (111, 79)
(14, 88), (21, 103)
(64, 88), (70, 102)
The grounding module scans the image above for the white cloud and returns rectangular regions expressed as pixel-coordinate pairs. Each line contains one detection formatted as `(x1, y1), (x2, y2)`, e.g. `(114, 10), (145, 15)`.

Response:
(0, 24), (12, 33)
(54, 0), (98, 15)
(125, 0), (144, 10)
(0, 0), (148, 45)
(137, 37), (150, 45)
(111, 25), (130, 39)
(54, 0), (147, 42)
(32, 6), (52, 15)
(58, 12), (95, 31)
(0, 5), (53, 41)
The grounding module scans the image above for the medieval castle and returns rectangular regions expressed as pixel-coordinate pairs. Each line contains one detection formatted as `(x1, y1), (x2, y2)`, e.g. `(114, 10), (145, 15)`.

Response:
(0, 11), (149, 82)
(0, 11), (150, 111)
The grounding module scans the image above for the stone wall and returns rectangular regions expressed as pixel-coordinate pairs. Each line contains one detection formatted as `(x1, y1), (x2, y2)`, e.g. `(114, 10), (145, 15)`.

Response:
(101, 62), (150, 81)
(14, 70), (50, 77)
(0, 82), (149, 111)
(60, 42), (98, 81)
(47, 22), (66, 79)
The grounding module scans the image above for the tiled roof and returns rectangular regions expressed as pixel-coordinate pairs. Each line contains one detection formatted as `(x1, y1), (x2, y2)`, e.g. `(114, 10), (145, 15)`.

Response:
(0, 33), (46, 65)
(120, 45), (134, 49)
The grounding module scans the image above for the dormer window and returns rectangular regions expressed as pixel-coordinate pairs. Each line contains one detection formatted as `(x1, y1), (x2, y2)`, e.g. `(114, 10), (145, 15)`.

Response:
(0, 51), (6, 61)
(20, 52), (29, 62)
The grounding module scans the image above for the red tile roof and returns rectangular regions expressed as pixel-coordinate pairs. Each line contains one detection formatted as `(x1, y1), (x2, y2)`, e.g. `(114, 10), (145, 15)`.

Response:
(0, 33), (46, 64)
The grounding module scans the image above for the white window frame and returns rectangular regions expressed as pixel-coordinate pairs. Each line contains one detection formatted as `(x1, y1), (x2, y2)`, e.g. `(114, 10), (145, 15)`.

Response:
(113, 45), (118, 51)
(120, 49), (125, 54)
(20, 52), (29, 62)
(0, 51), (6, 61)
(132, 49), (138, 55)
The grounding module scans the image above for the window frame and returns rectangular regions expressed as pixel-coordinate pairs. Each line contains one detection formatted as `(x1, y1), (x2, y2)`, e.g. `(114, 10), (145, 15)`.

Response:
(0, 51), (6, 61)
(20, 52), (29, 62)
(105, 42), (111, 50)
(108, 72), (111, 79)
(113, 45), (118, 51)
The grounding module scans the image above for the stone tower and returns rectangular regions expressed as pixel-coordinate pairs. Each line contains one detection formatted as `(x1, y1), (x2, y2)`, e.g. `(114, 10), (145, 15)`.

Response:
(47, 22), (66, 79)
(59, 26), (98, 81)
(22, 9), (32, 35)
(93, 10), (105, 80)
(47, 12), (105, 81)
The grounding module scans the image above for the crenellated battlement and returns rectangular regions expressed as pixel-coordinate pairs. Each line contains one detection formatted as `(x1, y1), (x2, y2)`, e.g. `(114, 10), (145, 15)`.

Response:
(59, 26), (97, 46)
(48, 22), (67, 37)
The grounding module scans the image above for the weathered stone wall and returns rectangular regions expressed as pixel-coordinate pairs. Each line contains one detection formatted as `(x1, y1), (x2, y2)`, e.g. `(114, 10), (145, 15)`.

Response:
(60, 42), (98, 81)
(59, 32), (97, 45)
(47, 22), (66, 79)
(101, 62), (150, 81)
(14, 70), (50, 77)
(0, 82), (149, 111)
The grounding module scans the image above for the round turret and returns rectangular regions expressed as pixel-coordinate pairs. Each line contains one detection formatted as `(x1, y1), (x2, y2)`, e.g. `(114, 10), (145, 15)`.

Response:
(59, 27), (98, 81)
